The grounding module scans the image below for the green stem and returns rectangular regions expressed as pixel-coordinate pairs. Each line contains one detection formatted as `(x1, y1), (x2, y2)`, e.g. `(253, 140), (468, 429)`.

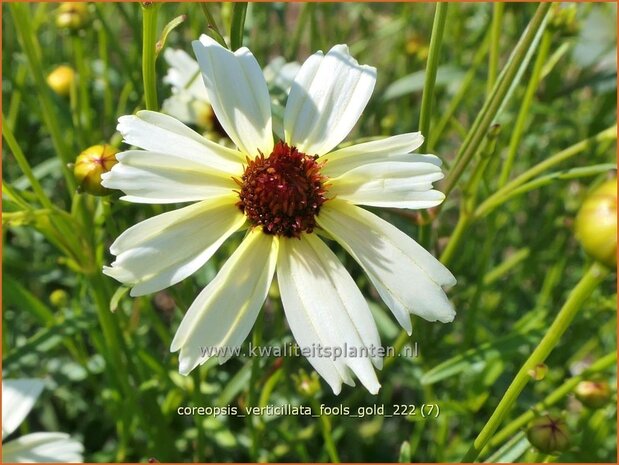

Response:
(98, 24), (114, 122)
(498, 30), (553, 187)
(7, 65), (28, 131)
(439, 213), (470, 267)
(230, 2), (248, 51)
(429, 33), (490, 150)
(482, 351), (617, 459)
(248, 313), (263, 460)
(72, 35), (93, 137)
(9, 3), (75, 191)
(2, 117), (54, 210)
(93, 4), (141, 91)
(487, 2), (504, 96)
(383, 330), (410, 370)
(440, 125), (499, 266)
(475, 126), (617, 218)
(483, 248), (530, 286)
(419, 2), (448, 153)
(311, 399), (340, 463)
(142, 3), (159, 111)
(487, 163), (616, 212)
(89, 274), (131, 393)
(287, 3), (310, 60)
(443, 2), (552, 197)
(460, 262), (610, 462)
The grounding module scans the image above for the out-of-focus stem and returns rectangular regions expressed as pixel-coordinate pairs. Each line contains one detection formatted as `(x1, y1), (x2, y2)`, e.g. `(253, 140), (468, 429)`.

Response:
(461, 262), (610, 462)
(2, 117), (54, 210)
(476, 126), (617, 218)
(487, 2), (504, 95)
(10, 3), (76, 191)
(443, 3), (552, 197)
(498, 30), (553, 187)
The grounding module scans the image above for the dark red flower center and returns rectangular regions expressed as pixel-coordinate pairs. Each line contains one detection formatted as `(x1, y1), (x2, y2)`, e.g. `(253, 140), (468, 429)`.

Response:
(236, 141), (328, 238)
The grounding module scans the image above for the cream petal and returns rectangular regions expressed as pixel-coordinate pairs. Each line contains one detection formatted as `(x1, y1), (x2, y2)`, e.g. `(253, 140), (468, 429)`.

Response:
(101, 150), (239, 204)
(2, 433), (84, 463)
(117, 110), (244, 173)
(171, 229), (278, 374)
(284, 44), (376, 156)
(103, 195), (245, 297)
(329, 161), (445, 209)
(163, 48), (210, 103)
(2, 379), (45, 440)
(192, 35), (273, 157)
(277, 234), (382, 395)
(317, 201), (456, 333)
(322, 132), (438, 177)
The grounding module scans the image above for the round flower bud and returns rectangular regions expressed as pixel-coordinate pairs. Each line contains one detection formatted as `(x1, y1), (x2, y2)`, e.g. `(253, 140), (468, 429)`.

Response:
(50, 289), (69, 307)
(46, 65), (75, 97)
(549, 4), (578, 36)
(526, 413), (571, 454)
(74, 144), (119, 196)
(575, 178), (617, 267)
(291, 369), (321, 398)
(528, 363), (548, 381)
(405, 35), (429, 60)
(56, 3), (89, 31)
(575, 380), (611, 409)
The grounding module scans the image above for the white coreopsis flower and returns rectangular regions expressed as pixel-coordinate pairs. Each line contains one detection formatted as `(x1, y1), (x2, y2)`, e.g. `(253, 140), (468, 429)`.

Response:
(2, 379), (84, 463)
(102, 36), (456, 395)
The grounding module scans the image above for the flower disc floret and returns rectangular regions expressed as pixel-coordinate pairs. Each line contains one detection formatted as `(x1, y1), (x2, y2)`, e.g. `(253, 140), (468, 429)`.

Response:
(236, 141), (328, 238)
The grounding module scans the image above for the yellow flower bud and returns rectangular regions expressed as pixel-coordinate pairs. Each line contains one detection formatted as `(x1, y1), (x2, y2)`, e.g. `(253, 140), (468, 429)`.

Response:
(405, 35), (429, 60)
(526, 413), (571, 454)
(46, 65), (75, 97)
(575, 380), (611, 409)
(74, 144), (119, 196)
(56, 2), (89, 31)
(50, 289), (69, 307)
(575, 178), (617, 267)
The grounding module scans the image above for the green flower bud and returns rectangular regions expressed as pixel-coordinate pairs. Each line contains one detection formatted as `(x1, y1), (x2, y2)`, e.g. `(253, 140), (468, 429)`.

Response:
(528, 363), (548, 381)
(74, 144), (119, 196)
(291, 369), (321, 398)
(47, 65), (75, 97)
(526, 413), (571, 454)
(50, 289), (69, 307)
(549, 4), (579, 36)
(575, 380), (611, 409)
(575, 178), (617, 267)
(56, 2), (89, 31)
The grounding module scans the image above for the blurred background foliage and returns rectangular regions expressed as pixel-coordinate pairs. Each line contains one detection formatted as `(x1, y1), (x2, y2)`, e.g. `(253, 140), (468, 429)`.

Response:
(2, 2), (617, 462)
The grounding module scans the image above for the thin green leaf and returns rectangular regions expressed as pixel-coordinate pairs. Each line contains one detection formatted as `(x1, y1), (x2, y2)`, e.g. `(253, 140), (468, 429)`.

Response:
(421, 329), (544, 385)
(155, 14), (187, 58)
(3, 275), (55, 324)
(200, 3), (229, 49)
